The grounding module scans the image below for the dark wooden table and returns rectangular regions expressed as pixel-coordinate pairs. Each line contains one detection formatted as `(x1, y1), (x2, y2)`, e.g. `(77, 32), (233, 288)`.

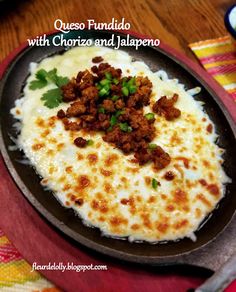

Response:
(0, 0), (234, 63)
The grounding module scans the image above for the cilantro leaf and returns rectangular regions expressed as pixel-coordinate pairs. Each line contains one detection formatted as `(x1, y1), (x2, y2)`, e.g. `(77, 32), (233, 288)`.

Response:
(41, 88), (62, 109)
(29, 79), (47, 90)
(46, 68), (58, 83)
(45, 69), (69, 87)
(55, 76), (70, 87)
(35, 69), (48, 81)
(29, 69), (48, 89)
(29, 67), (69, 109)
(29, 68), (69, 92)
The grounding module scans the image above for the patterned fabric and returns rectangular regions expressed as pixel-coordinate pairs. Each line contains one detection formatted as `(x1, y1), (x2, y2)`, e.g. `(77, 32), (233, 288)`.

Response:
(189, 35), (236, 292)
(0, 231), (60, 292)
(189, 36), (236, 101)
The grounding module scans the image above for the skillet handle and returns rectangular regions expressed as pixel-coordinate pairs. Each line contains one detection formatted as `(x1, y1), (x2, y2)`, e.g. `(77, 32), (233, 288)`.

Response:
(195, 253), (236, 292)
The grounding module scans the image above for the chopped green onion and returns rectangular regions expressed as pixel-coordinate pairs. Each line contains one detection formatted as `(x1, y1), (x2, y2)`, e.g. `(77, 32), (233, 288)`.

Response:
(115, 110), (124, 117)
(113, 78), (119, 85)
(129, 85), (137, 94)
(122, 87), (129, 97)
(103, 83), (111, 91)
(152, 178), (158, 190)
(110, 115), (117, 127)
(127, 77), (135, 85)
(103, 84), (110, 91)
(100, 79), (110, 86)
(148, 143), (157, 150)
(96, 83), (102, 90)
(107, 126), (113, 132)
(98, 107), (105, 114)
(111, 95), (119, 101)
(99, 87), (107, 97)
(122, 77), (127, 86)
(119, 122), (132, 132)
(127, 126), (132, 133)
(145, 113), (155, 120)
(105, 72), (112, 80)
(87, 139), (94, 146)
(99, 84), (110, 97)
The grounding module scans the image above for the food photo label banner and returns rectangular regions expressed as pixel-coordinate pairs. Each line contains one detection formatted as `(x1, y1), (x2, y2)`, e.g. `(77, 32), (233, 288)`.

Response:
(27, 18), (160, 50)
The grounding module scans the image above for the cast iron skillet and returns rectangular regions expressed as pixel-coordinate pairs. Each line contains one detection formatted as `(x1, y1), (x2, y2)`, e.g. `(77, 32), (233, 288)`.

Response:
(0, 30), (236, 264)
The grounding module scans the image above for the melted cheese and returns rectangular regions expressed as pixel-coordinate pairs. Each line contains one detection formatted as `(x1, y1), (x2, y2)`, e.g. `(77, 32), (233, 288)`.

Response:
(11, 46), (230, 242)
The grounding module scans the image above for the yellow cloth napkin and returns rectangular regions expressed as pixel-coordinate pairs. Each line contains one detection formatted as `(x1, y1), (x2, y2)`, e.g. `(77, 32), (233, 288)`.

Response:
(189, 36), (236, 101)
(0, 231), (60, 291)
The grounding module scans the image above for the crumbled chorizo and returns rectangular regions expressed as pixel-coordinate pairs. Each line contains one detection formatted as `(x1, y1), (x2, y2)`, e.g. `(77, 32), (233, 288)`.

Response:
(66, 101), (86, 117)
(92, 56), (104, 63)
(62, 117), (81, 131)
(64, 121), (81, 131)
(57, 109), (66, 119)
(134, 148), (151, 165)
(74, 137), (87, 148)
(91, 65), (99, 74)
(59, 60), (175, 170)
(96, 63), (122, 79)
(103, 126), (121, 144)
(61, 79), (78, 102)
(98, 62), (111, 71)
(106, 67), (122, 78)
(99, 119), (110, 130)
(164, 171), (175, 181)
(80, 114), (96, 122)
(206, 124), (213, 133)
(81, 86), (98, 100)
(111, 84), (122, 94)
(165, 107), (181, 121)
(151, 146), (171, 169)
(102, 99), (115, 112)
(115, 99), (125, 109)
(77, 70), (95, 90)
(153, 94), (181, 121)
